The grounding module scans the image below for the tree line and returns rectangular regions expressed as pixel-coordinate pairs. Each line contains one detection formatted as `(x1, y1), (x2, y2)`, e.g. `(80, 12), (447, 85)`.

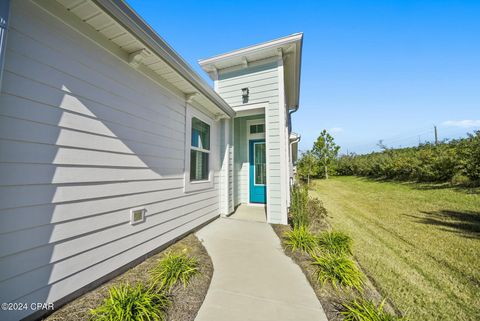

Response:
(297, 130), (480, 185)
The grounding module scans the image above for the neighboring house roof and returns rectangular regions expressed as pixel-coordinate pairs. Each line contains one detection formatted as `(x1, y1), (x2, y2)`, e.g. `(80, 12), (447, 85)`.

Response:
(50, 0), (235, 118)
(198, 33), (304, 110)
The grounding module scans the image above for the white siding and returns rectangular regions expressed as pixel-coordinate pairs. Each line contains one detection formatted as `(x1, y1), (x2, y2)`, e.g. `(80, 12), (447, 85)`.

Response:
(217, 61), (279, 107)
(0, 2), (220, 320)
(219, 60), (287, 223)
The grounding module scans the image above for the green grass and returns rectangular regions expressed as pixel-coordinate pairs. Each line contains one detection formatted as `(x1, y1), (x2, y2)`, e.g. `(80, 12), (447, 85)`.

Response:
(311, 252), (364, 291)
(90, 283), (169, 321)
(284, 225), (317, 254)
(341, 298), (406, 321)
(151, 251), (199, 291)
(311, 176), (480, 321)
(317, 230), (353, 255)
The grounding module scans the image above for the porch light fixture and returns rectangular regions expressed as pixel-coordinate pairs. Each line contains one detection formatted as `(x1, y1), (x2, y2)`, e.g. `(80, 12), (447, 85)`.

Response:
(242, 87), (249, 104)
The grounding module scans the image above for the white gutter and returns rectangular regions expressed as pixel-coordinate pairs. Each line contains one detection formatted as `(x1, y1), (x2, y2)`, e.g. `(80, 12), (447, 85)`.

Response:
(92, 0), (235, 119)
(0, 0), (11, 91)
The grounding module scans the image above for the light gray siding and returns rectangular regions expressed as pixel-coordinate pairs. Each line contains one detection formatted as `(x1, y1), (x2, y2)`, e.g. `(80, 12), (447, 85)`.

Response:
(0, 2), (220, 320)
(218, 61), (285, 223)
(217, 61), (279, 107)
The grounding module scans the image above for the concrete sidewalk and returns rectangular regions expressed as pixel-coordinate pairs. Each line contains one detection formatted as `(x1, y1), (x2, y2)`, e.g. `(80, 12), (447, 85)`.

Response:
(195, 218), (327, 321)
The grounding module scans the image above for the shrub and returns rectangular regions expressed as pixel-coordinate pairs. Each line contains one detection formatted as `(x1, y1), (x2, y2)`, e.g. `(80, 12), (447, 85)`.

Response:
(152, 250), (199, 290)
(334, 132), (480, 184)
(290, 184), (310, 228)
(311, 252), (364, 291)
(306, 197), (328, 228)
(284, 225), (317, 254)
(341, 297), (406, 321)
(90, 283), (169, 321)
(317, 231), (353, 255)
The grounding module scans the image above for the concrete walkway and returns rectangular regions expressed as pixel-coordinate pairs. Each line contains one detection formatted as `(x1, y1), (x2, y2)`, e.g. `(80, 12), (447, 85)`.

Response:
(195, 217), (327, 321)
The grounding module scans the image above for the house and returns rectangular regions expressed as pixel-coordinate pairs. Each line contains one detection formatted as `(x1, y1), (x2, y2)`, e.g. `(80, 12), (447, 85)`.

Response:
(0, 1), (302, 320)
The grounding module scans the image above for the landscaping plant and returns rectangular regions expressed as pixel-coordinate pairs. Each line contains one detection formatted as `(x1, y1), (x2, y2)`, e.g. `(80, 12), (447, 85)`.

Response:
(311, 252), (364, 291)
(289, 184), (310, 228)
(152, 250), (199, 290)
(341, 297), (406, 321)
(333, 131), (480, 184)
(317, 230), (353, 255)
(90, 283), (169, 321)
(284, 225), (317, 254)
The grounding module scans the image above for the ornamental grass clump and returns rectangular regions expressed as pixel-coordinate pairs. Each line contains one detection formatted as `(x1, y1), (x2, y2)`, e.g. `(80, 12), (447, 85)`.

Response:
(284, 225), (317, 254)
(290, 184), (310, 228)
(341, 297), (407, 321)
(152, 250), (199, 291)
(90, 283), (169, 321)
(317, 230), (353, 255)
(311, 252), (364, 291)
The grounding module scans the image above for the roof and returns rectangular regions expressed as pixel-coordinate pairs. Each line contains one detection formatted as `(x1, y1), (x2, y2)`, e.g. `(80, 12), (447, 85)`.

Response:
(54, 0), (235, 118)
(198, 33), (303, 109)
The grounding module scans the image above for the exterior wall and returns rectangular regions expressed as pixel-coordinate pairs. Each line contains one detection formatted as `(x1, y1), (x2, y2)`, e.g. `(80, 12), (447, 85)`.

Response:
(219, 118), (234, 215)
(217, 60), (279, 107)
(0, 2), (222, 320)
(217, 60), (287, 223)
(233, 115), (265, 205)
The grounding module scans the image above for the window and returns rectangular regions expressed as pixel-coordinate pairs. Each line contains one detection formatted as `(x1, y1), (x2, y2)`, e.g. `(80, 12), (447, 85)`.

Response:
(184, 106), (214, 192)
(250, 124), (265, 134)
(254, 142), (266, 185)
(190, 117), (210, 181)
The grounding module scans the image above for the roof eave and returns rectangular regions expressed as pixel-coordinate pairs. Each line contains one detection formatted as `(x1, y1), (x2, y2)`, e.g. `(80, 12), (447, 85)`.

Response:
(198, 33), (303, 69)
(92, 0), (235, 118)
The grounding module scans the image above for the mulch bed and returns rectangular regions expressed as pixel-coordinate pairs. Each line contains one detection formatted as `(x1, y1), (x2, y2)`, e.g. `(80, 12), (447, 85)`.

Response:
(271, 224), (396, 321)
(43, 233), (213, 321)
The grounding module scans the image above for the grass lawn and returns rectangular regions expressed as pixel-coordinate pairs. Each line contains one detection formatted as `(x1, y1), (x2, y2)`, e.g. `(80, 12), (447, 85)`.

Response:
(311, 176), (480, 321)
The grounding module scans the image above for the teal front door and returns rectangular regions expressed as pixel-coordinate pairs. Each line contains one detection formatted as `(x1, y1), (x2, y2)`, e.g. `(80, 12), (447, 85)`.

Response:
(249, 139), (266, 203)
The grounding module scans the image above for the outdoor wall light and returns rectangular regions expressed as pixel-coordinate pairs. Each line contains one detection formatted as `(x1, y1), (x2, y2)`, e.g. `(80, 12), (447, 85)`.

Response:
(242, 87), (249, 103)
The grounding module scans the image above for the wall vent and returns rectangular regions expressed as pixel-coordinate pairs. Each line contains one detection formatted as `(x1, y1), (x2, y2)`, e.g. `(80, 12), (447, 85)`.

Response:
(130, 208), (146, 225)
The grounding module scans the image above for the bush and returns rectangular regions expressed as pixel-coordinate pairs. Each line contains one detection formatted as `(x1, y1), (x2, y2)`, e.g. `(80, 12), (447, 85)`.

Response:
(289, 184), (310, 228)
(317, 231), (353, 255)
(284, 225), (317, 254)
(306, 197), (328, 228)
(90, 283), (169, 321)
(152, 250), (199, 290)
(341, 297), (406, 321)
(311, 252), (364, 291)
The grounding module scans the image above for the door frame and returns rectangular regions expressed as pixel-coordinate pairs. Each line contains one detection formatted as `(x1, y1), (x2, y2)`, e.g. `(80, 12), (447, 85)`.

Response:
(249, 139), (266, 204)
(246, 118), (266, 206)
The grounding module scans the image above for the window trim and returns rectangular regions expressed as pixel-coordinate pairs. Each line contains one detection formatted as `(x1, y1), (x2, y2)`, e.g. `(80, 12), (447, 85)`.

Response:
(184, 105), (215, 192)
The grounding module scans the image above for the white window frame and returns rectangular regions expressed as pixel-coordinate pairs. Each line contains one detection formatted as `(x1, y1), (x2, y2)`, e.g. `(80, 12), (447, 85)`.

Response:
(184, 105), (215, 193)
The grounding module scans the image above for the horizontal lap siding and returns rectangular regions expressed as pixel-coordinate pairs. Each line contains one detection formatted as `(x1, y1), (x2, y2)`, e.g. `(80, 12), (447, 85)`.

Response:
(218, 62), (278, 107)
(0, 2), (220, 320)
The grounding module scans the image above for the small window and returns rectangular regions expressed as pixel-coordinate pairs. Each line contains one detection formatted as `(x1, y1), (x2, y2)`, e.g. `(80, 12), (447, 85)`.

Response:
(250, 124), (265, 134)
(190, 117), (210, 181)
(130, 208), (146, 225)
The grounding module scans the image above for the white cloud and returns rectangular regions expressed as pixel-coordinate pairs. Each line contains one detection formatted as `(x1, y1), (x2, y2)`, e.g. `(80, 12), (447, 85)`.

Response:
(329, 127), (344, 134)
(441, 120), (480, 128)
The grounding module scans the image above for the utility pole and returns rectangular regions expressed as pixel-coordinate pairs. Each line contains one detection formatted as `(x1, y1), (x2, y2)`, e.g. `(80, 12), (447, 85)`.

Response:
(434, 125), (438, 145)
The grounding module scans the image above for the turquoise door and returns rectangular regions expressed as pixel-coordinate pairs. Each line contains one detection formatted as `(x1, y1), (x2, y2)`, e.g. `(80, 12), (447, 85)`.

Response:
(249, 139), (266, 203)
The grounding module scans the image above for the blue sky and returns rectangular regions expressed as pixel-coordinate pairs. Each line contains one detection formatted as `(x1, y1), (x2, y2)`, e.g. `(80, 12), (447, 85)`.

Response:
(127, 0), (480, 154)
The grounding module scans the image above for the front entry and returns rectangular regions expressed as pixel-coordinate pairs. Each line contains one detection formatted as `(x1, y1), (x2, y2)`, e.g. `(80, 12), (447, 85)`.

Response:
(249, 139), (266, 203)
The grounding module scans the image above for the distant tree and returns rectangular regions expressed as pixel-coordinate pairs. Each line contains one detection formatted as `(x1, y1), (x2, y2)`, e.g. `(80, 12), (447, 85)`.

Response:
(313, 130), (340, 179)
(297, 150), (319, 185)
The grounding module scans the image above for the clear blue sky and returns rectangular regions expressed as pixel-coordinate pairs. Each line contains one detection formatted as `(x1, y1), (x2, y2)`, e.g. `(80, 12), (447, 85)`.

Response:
(127, 0), (480, 154)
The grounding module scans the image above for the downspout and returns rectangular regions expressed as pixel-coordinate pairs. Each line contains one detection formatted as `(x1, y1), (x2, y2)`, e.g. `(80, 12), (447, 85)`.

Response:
(0, 0), (11, 91)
